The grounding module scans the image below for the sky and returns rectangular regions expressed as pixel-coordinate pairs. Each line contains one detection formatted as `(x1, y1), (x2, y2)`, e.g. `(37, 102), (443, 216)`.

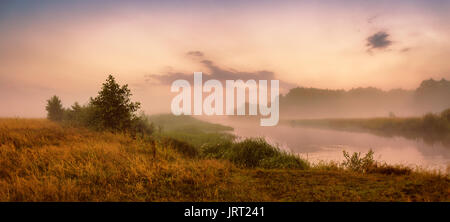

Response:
(1, 0), (450, 117)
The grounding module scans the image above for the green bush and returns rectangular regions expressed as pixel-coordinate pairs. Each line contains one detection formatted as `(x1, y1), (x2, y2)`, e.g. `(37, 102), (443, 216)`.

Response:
(341, 150), (375, 173)
(130, 113), (154, 137)
(62, 102), (96, 127)
(182, 136), (309, 169)
(259, 153), (310, 169)
(225, 138), (309, 169)
(226, 138), (278, 168)
(199, 140), (233, 159)
(367, 163), (412, 175)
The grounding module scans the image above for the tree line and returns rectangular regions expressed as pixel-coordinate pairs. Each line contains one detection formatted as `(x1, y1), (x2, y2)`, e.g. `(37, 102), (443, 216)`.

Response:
(280, 78), (450, 118)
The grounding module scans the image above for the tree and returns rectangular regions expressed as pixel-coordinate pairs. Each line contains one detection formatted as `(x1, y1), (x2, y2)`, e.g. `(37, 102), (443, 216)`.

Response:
(45, 95), (64, 121)
(89, 75), (141, 131)
(64, 102), (84, 123)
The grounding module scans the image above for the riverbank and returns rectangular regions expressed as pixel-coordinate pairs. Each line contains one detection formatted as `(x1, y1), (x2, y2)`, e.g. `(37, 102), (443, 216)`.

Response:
(0, 118), (448, 201)
(285, 109), (450, 146)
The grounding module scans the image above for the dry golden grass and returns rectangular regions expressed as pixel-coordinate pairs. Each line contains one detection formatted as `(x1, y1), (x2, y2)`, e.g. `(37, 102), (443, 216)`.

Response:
(0, 118), (252, 201)
(0, 118), (448, 201)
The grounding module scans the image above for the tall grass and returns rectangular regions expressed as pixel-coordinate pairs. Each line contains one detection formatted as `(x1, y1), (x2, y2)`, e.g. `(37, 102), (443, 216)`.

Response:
(0, 118), (448, 201)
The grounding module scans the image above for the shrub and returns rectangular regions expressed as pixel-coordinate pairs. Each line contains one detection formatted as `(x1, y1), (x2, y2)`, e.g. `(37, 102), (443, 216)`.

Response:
(341, 149), (375, 173)
(422, 113), (442, 132)
(130, 113), (154, 137)
(227, 138), (278, 168)
(259, 153), (310, 169)
(367, 163), (412, 175)
(197, 138), (309, 169)
(63, 102), (96, 127)
(225, 138), (309, 169)
(200, 140), (233, 159)
(441, 109), (450, 130)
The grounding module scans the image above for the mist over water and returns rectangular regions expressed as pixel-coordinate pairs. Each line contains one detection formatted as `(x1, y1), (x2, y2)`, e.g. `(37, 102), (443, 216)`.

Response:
(205, 117), (450, 172)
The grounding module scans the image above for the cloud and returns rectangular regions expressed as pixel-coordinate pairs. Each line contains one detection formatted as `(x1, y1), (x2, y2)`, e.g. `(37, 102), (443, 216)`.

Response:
(186, 51), (204, 57)
(145, 51), (296, 91)
(366, 31), (392, 50)
(400, 47), (411, 53)
(367, 15), (378, 24)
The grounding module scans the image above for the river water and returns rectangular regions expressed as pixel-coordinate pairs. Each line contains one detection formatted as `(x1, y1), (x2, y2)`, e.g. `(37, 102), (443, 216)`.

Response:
(206, 118), (450, 173)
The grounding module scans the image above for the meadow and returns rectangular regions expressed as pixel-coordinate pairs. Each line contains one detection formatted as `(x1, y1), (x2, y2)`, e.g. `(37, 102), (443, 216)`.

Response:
(0, 117), (448, 201)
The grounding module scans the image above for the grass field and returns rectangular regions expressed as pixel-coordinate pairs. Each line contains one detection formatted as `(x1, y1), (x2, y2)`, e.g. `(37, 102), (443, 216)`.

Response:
(0, 118), (448, 201)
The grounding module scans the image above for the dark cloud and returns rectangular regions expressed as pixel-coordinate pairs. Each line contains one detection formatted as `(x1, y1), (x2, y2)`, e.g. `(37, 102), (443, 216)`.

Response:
(366, 31), (392, 50)
(186, 51), (204, 57)
(145, 52), (295, 90)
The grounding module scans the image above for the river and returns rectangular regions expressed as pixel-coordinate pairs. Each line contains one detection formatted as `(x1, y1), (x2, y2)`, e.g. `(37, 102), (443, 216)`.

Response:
(206, 117), (450, 173)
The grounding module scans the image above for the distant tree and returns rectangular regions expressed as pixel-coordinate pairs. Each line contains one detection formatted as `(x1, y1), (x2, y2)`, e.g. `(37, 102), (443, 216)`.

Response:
(415, 78), (450, 112)
(71, 102), (82, 112)
(89, 75), (141, 131)
(442, 108), (450, 122)
(45, 95), (64, 121)
(388, 112), (396, 118)
(64, 102), (83, 123)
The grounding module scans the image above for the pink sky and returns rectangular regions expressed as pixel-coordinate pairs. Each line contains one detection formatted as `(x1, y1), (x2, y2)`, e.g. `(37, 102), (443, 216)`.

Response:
(1, 0), (449, 116)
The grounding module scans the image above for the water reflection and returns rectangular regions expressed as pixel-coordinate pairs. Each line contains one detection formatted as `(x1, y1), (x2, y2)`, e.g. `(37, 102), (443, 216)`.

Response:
(208, 118), (450, 172)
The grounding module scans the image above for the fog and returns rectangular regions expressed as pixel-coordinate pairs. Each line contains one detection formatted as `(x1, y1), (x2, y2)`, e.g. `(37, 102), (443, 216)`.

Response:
(280, 78), (450, 118)
(2, 1), (450, 118)
(194, 77), (450, 171)
(201, 111), (450, 172)
(1, 1), (449, 171)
